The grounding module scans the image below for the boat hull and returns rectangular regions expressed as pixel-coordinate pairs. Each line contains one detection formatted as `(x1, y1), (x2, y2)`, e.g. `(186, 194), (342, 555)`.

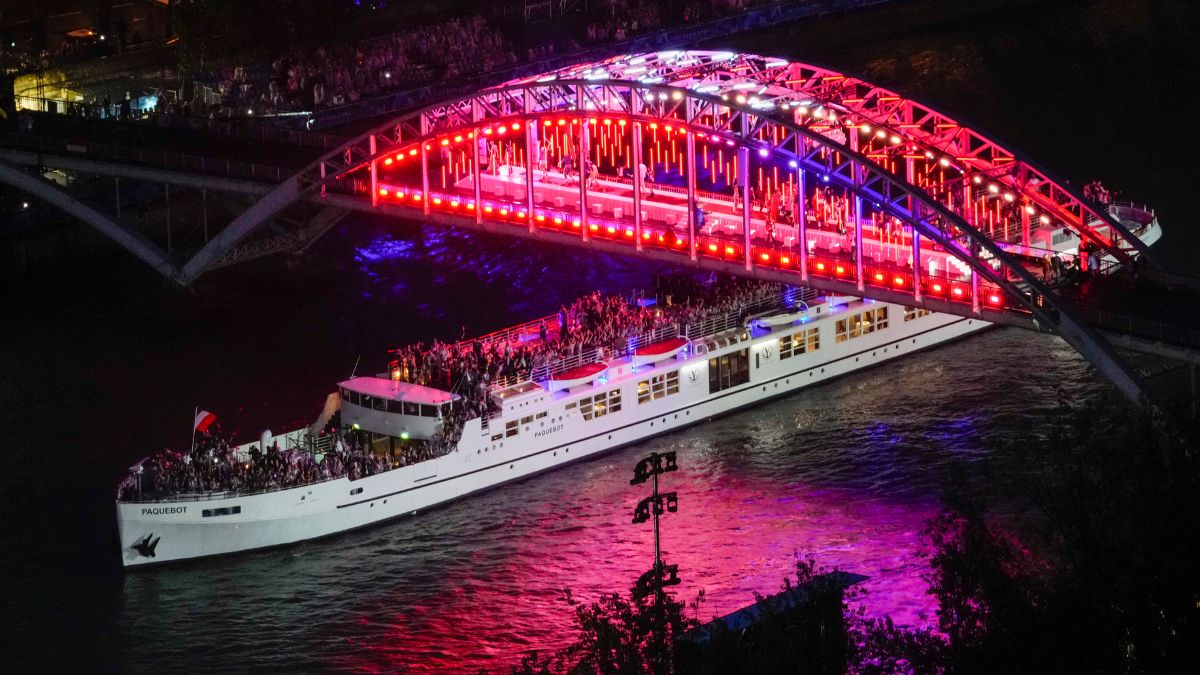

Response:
(118, 308), (987, 568)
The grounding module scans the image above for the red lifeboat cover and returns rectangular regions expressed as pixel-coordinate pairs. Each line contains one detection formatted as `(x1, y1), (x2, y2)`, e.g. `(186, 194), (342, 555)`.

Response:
(551, 362), (607, 381)
(634, 337), (688, 356)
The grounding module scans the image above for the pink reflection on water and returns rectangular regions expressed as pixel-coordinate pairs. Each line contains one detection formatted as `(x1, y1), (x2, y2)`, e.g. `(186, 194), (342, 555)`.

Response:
(331, 452), (941, 672)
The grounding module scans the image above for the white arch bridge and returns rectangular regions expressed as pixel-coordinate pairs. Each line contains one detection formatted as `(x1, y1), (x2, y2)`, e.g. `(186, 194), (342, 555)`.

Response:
(3, 51), (1188, 403)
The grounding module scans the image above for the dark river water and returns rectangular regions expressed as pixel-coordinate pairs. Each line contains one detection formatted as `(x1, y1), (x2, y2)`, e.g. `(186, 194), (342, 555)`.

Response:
(3, 1), (1197, 672)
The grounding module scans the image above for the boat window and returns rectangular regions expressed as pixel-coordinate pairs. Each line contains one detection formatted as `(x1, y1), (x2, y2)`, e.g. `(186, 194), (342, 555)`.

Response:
(780, 334), (796, 359)
(374, 396), (388, 411)
(708, 349), (749, 393)
(535, 411), (548, 419)
(403, 401), (419, 416)
(202, 506), (241, 518)
(638, 371), (679, 404)
(782, 328), (820, 358)
(361, 395), (374, 409)
(348, 390), (361, 406)
(421, 404), (437, 417)
(837, 308), (888, 342)
(804, 327), (820, 352)
(505, 420), (519, 437)
(387, 399), (403, 414)
(521, 415), (533, 425)
(904, 307), (932, 321)
(339, 387), (348, 401)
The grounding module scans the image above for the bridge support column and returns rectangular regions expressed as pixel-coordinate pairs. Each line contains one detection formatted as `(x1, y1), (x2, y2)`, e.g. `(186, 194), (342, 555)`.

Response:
(633, 119), (644, 252)
(419, 112), (431, 216)
(739, 145), (751, 270)
(850, 131), (863, 293)
(369, 134), (378, 207)
(971, 241), (981, 316)
(686, 115), (698, 263)
(912, 229), (923, 303)
(906, 156), (920, 301)
(578, 116), (590, 242)
(420, 141), (430, 217)
(525, 111), (537, 232)
(796, 138), (808, 283)
(165, 183), (172, 254)
(1022, 204), (1032, 251)
(472, 102), (483, 225)
(854, 195), (864, 292)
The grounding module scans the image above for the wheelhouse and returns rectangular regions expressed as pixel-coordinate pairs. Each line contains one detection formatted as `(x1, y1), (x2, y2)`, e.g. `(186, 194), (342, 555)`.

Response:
(339, 376), (458, 440)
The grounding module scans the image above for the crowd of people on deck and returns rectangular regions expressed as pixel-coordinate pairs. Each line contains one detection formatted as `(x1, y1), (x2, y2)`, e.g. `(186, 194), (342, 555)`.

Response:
(118, 427), (394, 500)
(118, 274), (786, 500)
(1083, 180), (1114, 205)
(388, 275), (785, 444)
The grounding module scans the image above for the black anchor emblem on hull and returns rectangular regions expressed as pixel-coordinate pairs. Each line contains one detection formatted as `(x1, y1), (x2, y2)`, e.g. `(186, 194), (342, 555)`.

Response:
(132, 533), (161, 558)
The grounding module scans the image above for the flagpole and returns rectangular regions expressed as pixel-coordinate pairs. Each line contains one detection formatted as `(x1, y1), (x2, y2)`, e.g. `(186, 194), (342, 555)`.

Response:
(191, 406), (197, 454)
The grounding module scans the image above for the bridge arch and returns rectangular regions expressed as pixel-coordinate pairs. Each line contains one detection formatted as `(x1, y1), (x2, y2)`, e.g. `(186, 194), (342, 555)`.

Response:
(180, 51), (1161, 401)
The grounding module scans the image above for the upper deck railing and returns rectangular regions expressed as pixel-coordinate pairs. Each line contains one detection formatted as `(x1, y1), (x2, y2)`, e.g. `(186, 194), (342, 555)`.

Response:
(681, 293), (784, 340)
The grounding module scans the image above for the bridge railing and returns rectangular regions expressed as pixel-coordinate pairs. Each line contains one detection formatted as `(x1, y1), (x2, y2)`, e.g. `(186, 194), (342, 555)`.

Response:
(1077, 306), (1200, 350)
(0, 130), (288, 183)
(15, 95), (346, 150)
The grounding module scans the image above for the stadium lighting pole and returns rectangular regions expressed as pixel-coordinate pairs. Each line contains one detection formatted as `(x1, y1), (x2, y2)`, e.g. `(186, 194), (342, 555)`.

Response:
(630, 451), (680, 592)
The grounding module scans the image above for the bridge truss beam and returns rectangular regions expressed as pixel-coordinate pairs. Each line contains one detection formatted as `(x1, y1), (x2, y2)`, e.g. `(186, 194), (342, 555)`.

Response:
(0, 158), (179, 280)
(123, 60), (1157, 403)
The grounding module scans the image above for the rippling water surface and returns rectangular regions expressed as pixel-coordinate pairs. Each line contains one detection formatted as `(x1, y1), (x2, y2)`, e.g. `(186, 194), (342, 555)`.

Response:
(5, 1), (1197, 672)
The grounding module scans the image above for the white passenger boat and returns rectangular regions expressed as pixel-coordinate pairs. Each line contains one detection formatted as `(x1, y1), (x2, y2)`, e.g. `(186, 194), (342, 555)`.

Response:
(115, 282), (995, 568)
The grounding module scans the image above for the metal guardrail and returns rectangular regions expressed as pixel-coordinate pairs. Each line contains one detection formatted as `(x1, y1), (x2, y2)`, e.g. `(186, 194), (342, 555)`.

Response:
(681, 293), (782, 339)
(1081, 307), (1200, 350)
(0, 130), (288, 183)
(626, 325), (679, 353)
(16, 95), (345, 150)
(529, 346), (605, 383)
(459, 313), (560, 350)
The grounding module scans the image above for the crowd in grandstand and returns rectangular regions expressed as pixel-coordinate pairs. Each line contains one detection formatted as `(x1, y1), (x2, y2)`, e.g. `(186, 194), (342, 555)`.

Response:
(195, 0), (788, 116)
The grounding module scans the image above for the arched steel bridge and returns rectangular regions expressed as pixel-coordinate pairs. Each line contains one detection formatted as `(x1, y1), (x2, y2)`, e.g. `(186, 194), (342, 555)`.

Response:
(3, 51), (1177, 402)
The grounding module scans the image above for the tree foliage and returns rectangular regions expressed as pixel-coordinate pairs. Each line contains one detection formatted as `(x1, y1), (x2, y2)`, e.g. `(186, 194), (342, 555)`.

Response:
(852, 394), (1200, 673)
(513, 572), (700, 675)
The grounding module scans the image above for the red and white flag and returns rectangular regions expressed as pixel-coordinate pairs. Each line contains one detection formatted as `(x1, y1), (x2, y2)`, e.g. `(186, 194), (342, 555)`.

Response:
(194, 410), (217, 433)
